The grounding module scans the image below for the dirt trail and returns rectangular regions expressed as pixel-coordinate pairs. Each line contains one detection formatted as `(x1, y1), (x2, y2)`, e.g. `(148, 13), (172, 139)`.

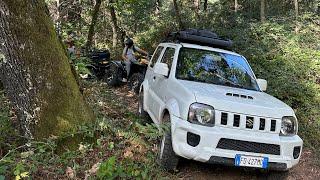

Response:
(111, 85), (320, 180)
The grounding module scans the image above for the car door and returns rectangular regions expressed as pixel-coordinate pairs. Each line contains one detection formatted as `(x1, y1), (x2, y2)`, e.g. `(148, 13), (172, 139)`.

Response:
(145, 46), (164, 115)
(150, 46), (176, 122)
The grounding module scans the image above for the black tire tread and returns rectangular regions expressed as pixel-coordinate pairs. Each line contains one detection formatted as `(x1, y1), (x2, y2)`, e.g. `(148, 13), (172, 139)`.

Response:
(159, 114), (179, 171)
(105, 64), (120, 86)
(128, 73), (144, 94)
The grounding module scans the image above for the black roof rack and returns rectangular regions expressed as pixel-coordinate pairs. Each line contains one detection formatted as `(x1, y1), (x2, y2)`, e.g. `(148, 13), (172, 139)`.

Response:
(165, 29), (233, 50)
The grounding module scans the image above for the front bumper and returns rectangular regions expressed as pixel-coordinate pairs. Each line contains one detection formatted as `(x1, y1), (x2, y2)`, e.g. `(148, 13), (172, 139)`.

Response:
(171, 115), (303, 171)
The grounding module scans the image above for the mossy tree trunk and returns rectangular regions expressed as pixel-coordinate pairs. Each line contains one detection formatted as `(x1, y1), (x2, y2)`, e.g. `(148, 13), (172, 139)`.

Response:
(0, 0), (94, 140)
(173, 0), (184, 30)
(108, 0), (122, 49)
(203, 0), (208, 11)
(260, 0), (266, 22)
(85, 0), (103, 51)
(294, 0), (299, 17)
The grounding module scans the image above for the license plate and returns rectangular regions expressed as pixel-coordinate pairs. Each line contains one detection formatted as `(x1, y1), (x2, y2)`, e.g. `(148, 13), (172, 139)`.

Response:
(235, 154), (268, 169)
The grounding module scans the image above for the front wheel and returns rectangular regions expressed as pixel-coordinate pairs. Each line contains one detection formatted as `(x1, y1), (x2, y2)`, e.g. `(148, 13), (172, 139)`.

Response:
(128, 73), (144, 94)
(104, 64), (120, 86)
(158, 114), (179, 171)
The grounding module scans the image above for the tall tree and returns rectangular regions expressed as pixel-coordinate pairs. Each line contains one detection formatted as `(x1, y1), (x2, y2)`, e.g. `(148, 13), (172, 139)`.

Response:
(85, 0), (103, 50)
(193, 0), (200, 19)
(108, 0), (121, 48)
(234, 0), (238, 13)
(294, 0), (299, 17)
(260, 0), (266, 22)
(155, 0), (161, 15)
(203, 0), (208, 11)
(173, 0), (184, 30)
(0, 0), (94, 139)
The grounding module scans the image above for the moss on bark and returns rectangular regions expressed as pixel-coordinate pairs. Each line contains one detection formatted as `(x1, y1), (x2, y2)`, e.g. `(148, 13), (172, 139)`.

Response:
(0, 1), (94, 140)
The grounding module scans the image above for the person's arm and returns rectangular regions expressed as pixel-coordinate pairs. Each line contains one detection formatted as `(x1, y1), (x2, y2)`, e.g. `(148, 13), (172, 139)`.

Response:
(135, 46), (148, 56)
(122, 46), (128, 61)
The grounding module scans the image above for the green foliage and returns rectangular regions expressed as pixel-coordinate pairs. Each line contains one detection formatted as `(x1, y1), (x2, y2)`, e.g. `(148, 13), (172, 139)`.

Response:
(71, 56), (92, 75)
(213, 15), (320, 150)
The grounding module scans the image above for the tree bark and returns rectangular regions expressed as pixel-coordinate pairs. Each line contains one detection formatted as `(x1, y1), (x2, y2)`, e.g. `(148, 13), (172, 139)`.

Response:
(194, 0), (200, 19)
(203, 0), (208, 11)
(108, 0), (121, 49)
(0, 0), (94, 139)
(155, 0), (161, 15)
(260, 0), (266, 22)
(85, 0), (103, 50)
(235, 0), (238, 13)
(294, 0), (299, 17)
(173, 0), (184, 30)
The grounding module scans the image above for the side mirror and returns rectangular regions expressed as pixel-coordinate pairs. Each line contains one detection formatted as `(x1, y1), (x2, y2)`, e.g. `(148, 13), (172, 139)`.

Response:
(257, 79), (267, 91)
(154, 63), (169, 77)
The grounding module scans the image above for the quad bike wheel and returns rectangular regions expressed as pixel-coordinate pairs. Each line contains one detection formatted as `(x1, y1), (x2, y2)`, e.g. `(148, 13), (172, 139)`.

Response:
(104, 63), (120, 86)
(128, 73), (144, 94)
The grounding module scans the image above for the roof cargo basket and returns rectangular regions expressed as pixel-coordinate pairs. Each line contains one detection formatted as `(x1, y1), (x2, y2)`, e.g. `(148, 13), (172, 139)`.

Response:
(167, 29), (233, 50)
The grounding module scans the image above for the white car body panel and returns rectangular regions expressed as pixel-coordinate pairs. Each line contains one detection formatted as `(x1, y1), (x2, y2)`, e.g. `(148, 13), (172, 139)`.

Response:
(141, 43), (303, 170)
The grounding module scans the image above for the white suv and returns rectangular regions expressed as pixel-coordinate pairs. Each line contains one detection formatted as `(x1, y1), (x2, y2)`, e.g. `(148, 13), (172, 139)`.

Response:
(138, 42), (303, 171)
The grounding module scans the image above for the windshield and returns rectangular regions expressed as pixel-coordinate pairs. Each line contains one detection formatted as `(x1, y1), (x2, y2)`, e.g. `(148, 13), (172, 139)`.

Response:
(176, 47), (260, 91)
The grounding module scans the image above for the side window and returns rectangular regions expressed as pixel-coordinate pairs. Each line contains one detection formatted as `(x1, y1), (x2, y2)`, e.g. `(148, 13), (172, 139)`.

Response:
(150, 46), (164, 68)
(160, 47), (175, 74)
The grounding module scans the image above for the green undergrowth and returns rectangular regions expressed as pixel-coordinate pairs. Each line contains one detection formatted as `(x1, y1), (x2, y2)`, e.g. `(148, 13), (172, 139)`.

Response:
(0, 84), (172, 179)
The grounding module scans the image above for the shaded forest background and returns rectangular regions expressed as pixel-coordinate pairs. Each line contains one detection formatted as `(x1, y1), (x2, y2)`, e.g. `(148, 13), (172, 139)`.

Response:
(0, 0), (319, 179)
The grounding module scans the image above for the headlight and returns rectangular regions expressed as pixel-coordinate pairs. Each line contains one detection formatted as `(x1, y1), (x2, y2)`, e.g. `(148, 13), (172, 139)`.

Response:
(280, 116), (298, 136)
(188, 103), (215, 126)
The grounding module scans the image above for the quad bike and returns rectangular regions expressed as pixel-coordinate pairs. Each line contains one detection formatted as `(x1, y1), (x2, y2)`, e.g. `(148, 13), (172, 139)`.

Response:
(104, 54), (149, 94)
(85, 48), (110, 79)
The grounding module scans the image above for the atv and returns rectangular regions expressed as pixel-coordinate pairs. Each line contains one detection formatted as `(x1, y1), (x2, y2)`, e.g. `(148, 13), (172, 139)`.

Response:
(86, 48), (110, 79)
(104, 55), (149, 94)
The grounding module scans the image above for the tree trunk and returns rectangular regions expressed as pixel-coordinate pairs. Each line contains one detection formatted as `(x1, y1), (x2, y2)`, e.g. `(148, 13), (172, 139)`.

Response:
(173, 0), (184, 30)
(235, 0), (238, 13)
(203, 0), (208, 11)
(294, 0), (299, 17)
(0, 0), (94, 139)
(155, 0), (161, 15)
(194, 0), (200, 11)
(109, 0), (121, 49)
(194, 0), (200, 19)
(85, 0), (103, 50)
(260, 0), (266, 22)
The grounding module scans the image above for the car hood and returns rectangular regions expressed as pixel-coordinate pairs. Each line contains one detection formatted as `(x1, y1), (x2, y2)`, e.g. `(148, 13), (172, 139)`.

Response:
(179, 80), (294, 118)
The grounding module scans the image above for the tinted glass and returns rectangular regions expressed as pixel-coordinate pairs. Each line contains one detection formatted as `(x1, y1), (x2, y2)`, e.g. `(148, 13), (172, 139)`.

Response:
(160, 47), (175, 74)
(176, 48), (259, 91)
(150, 46), (164, 68)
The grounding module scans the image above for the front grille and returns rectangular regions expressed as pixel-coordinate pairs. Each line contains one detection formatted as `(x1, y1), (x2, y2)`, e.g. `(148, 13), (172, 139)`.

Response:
(217, 138), (281, 155)
(233, 115), (240, 127)
(246, 116), (254, 129)
(221, 113), (228, 125)
(217, 111), (279, 133)
(259, 118), (265, 130)
(270, 120), (276, 132)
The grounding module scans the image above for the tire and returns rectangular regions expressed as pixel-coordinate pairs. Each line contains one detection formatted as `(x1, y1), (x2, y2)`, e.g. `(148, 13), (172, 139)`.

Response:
(104, 64), (120, 86)
(158, 114), (179, 171)
(137, 91), (149, 119)
(128, 73), (144, 94)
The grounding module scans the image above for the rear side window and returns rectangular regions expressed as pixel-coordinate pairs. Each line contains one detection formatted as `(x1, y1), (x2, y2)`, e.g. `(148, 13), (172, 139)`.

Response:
(160, 47), (175, 74)
(150, 46), (164, 68)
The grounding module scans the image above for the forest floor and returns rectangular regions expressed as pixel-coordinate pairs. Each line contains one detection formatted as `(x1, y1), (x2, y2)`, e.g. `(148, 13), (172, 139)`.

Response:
(99, 81), (320, 180)
(1, 80), (320, 179)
